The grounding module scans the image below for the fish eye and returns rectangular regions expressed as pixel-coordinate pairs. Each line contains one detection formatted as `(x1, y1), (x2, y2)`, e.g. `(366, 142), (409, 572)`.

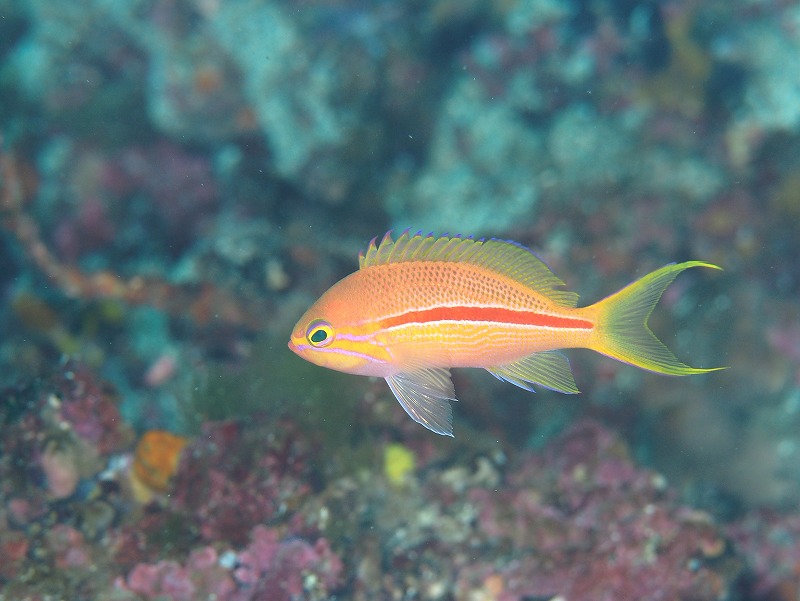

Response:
(306, 320), (334, 347)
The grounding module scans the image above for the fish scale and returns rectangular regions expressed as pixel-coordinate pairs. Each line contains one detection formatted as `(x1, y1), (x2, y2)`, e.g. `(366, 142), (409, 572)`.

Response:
(371, 263), (555, 316)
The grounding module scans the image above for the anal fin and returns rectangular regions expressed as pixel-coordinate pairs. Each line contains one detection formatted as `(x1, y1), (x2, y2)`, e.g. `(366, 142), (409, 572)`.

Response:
(487, 350), (579, 394)
(385, 368), (457, 437)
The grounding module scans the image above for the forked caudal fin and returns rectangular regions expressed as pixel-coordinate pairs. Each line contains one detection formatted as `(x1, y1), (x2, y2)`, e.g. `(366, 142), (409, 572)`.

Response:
(589, 261), (725, 375)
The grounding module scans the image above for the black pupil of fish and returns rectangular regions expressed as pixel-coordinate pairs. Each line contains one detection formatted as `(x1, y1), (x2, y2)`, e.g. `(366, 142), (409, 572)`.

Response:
(310, 329), (328, 343)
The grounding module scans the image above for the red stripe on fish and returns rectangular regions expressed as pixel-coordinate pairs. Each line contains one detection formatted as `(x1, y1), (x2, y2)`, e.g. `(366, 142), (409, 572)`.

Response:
(380, 306), (594, 330)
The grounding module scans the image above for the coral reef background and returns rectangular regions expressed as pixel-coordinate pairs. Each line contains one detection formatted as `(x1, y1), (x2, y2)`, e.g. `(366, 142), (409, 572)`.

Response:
(1, 0), (800, 599)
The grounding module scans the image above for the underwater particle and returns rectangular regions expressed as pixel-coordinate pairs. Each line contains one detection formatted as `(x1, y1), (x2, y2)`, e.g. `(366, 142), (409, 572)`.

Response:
(129, 430), (189, 503)
(384, 442), (416, 486)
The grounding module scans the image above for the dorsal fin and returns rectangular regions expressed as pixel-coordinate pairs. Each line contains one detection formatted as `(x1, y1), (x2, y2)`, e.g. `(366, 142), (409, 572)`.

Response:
(358, 230), (579, 307)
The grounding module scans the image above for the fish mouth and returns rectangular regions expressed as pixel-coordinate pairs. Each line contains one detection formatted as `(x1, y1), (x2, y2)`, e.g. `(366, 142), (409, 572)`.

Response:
(287, 340), (300, 355)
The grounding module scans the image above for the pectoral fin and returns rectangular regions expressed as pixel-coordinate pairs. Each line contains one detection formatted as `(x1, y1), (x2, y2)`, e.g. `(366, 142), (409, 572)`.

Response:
(487, 350), (579, 394)
(385, 368), (457, 437)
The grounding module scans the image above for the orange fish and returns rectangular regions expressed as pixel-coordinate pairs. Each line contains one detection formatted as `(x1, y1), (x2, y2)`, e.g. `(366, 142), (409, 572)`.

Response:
(289, 231), (723, 436)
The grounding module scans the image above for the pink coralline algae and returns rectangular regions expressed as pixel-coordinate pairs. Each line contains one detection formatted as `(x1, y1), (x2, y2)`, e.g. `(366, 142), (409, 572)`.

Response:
(0, 361), (132, 512)
(53, 362), (132, 456)
(53, 142), (219, 261)
(45, 524), (93, 570)
(0, 532), (29, 581)
(122, 546), (235, 601)
(119, 525), (343, 601)
(39, 445), (82, 499)
(232, 525), (343, 601)
(728, 510), (800, 601)
(455, 420), (733, 601)
(169, 418), (313, 545)
(53, 195), (116, 261)
(106, 143), (219, 241)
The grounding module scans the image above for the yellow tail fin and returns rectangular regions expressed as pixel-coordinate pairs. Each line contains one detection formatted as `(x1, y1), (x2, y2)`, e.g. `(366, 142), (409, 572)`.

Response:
(589, 261), (725, 375)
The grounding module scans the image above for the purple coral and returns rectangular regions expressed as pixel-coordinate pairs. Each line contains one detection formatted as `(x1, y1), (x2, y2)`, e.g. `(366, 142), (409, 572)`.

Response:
(46, 524), (93, 570)
(54, 362), (131, 456)
(233, 525), (343, 601)
(0, 532), (29, 581)
(458, 421), (730, 601)
(53, 142), (219, 261)
(728, 510), (800, 600)
(118, 525), (342, 601)
(169, 419), (312, 545)
(123, 546), (236, 601)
